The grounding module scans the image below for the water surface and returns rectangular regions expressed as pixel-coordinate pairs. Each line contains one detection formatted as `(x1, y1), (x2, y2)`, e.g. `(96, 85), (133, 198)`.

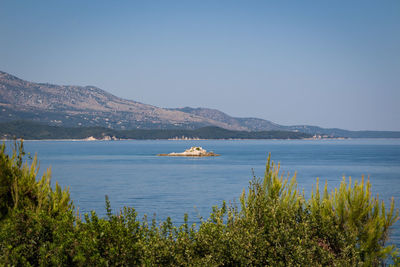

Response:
(18, 139), (400, 246)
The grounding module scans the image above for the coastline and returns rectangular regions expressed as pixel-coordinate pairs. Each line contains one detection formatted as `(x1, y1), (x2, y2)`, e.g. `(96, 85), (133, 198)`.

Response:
(2, 137), (351, 142)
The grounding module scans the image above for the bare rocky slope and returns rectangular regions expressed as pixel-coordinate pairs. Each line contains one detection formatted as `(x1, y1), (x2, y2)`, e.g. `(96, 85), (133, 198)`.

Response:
(0, 71), (247, 130)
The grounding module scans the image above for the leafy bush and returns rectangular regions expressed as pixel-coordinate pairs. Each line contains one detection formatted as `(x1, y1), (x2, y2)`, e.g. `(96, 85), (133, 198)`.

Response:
(0, 141), (399, 266)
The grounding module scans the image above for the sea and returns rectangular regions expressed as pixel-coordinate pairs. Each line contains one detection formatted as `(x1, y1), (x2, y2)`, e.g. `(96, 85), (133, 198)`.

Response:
(11, 139), (400, 247)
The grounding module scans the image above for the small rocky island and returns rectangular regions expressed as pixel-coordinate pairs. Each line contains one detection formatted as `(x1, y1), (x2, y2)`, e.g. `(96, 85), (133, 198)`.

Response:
(158, 146), (219, 157)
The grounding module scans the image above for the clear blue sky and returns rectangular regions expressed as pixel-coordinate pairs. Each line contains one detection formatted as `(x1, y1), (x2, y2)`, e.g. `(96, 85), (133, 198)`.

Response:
(1, 0), (399, 130)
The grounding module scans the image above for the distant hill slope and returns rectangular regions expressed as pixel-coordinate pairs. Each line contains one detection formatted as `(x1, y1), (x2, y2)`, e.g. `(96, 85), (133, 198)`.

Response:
(286, 125), (400, 138)
(170, 107), (400, 138)
(0, 71), (245, 130)
(169, 107), (284, 131)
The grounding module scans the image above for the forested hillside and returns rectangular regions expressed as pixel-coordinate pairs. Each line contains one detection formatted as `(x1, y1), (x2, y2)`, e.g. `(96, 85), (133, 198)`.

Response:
(0, 121), (311, 140)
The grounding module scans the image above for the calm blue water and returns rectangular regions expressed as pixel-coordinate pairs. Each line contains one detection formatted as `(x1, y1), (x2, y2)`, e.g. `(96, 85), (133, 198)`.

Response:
(15, 139), (400, 246)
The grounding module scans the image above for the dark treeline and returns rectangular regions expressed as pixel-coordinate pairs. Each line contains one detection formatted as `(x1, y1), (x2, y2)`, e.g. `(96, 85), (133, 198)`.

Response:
(0, 141), (399, 266)
(0, 120), (311, 140)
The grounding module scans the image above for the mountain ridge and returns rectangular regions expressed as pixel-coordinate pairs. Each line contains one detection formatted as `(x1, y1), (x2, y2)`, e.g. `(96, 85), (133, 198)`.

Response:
(168, 107), (285, 131)
(1, 70), (399, 138)
(0, 71), (246, 131)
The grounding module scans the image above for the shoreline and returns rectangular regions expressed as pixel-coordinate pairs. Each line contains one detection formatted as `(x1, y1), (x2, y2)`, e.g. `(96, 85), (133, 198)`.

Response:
(2, 137), (377, 142)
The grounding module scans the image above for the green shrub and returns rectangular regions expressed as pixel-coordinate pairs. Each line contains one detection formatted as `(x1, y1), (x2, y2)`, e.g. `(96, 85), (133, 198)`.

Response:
(0, 142), (399, 266)
(0, 141), (75, 265)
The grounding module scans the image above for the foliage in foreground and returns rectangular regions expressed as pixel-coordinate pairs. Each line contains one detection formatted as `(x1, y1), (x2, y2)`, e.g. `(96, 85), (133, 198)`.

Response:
(0, 141), (399, 266)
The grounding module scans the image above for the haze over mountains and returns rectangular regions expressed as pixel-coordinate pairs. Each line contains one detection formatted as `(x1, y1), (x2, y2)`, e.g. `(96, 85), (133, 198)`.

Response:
(0, 70), (286, 132)
(0, 71), (237, 130)
(1, 71), (399, 138)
